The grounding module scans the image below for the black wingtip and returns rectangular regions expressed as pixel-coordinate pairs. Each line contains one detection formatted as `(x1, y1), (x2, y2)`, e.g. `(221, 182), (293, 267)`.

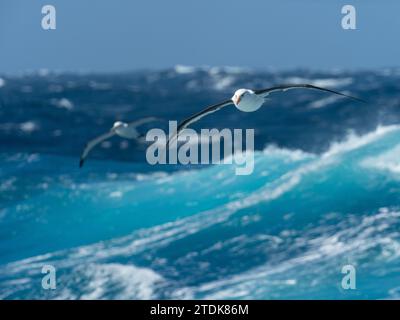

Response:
(305, 84), (367, 104)
(79, 158), (84, 168)
(165, 139), (170, 152)
(345, 94), (367, 104)
(165, 133), (178, 153)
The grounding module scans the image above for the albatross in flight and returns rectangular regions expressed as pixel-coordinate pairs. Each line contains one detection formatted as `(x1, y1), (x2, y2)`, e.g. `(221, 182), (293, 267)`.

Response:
(79, 117), (159, 168)
(167, 84), (365, 147)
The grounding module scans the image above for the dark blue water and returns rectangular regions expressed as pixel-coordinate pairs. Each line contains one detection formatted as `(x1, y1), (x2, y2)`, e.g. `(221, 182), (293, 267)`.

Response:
(1, 66), (400, 299)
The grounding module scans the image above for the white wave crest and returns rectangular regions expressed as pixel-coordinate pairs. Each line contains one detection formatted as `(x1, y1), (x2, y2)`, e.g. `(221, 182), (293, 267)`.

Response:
(80, 263), (163, 300)
(361, 143), (400, 174)
(262, 145), (313, 161)
(285, 76), (353, 88)
(225, 125), (400, 211)
(174, 207), (400, 299)
(323, 125), (400, 158)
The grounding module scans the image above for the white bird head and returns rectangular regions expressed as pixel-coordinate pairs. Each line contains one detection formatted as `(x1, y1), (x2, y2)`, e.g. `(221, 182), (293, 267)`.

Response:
(112, 121), (126, 130)
(231, 88), (263, 112)
(232, 89), (248, 106)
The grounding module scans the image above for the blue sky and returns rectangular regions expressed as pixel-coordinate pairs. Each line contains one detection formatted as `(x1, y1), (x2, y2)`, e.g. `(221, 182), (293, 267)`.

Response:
(0, 0), (399, 73)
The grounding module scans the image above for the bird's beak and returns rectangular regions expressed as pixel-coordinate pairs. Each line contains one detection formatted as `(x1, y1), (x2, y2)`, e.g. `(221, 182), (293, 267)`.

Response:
(233, 96), (241, 105)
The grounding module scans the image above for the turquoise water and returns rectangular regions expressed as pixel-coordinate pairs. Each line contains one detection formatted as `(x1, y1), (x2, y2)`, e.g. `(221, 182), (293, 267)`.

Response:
(1, 125), (400, 299)
(1, 68), (400, 299)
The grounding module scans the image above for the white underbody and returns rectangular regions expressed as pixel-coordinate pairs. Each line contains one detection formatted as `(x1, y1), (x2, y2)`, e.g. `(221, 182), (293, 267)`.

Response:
(115, 124), (139, 139)
(233, 89), (265, 112)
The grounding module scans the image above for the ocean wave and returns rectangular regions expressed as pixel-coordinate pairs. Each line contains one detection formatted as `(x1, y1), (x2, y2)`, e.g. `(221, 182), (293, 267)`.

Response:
(361, 143), (400, 175)
(77, 263), (163, 300)
(2, 69), (400, 299)
(50, 98), (74, 110)
(284, 76), (353, 88)
(0, 121), (40, 134)
(2, 203), (399, 299)
(170, 207), (400, 299)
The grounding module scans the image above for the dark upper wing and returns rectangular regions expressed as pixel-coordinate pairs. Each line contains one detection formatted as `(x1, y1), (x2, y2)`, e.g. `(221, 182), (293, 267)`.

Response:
(166, 99), (233, 148)
(254, 84), (366, 103)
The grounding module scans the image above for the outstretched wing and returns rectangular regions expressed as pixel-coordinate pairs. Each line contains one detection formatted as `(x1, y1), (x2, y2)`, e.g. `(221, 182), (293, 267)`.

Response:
(254, 84), (366, 103)
(167, 99), (233, 149)
(128, 117), (161, 127)
(79, 131), (116, 168)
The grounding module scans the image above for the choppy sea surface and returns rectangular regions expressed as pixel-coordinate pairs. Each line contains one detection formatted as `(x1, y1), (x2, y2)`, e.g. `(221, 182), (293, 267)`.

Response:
(1, 66), (400, 299)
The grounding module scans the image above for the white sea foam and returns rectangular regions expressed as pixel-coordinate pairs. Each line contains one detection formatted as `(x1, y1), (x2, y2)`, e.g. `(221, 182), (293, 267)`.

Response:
(146, 124), (400, 221)
(213, 75), (235, 91)
(309, 95), (341, 109)
(322, 125), (400, 158)
(209, 66), (251, 75)
(174, 65), (197, 74)
(80, 263), (163, 300)
(224, 125), (400, 212)
(51, 98), (74, 110)
(172, 208), (400, 299)
(0, 122), (39, 133)
(2, 198), (399, 299)
(285, 77), (353, 88)
(262, 145), (313, 161)
(311, 78), (353, 87)
(174, 65), (249, 91)
(109, 191), (123, 198)
(361, 143), (400, 175)
(19, 121), (39, 133)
